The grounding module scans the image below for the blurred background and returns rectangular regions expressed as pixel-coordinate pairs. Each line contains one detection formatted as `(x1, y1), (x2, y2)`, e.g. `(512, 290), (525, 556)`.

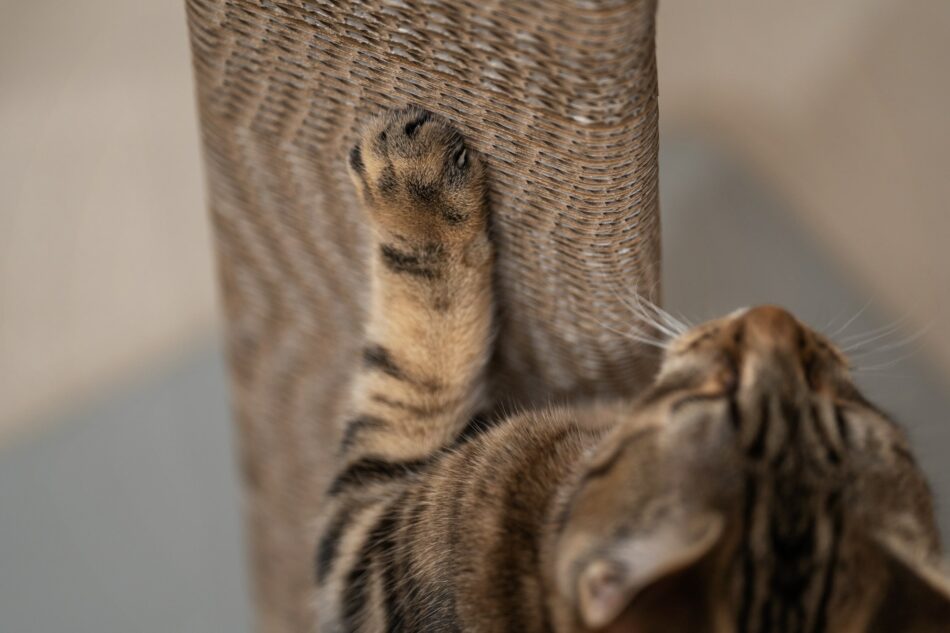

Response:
(1, 1), (948, 631)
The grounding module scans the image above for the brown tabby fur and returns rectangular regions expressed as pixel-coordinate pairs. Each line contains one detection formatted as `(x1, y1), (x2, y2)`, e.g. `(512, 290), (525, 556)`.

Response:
(313, 107), (950, 632)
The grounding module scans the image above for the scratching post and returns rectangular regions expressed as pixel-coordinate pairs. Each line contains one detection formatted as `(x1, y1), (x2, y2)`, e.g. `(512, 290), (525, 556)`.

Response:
(186, 1), (661, 629)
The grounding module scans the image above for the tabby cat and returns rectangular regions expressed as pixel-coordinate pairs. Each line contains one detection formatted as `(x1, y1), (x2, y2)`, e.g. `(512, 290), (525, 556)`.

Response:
(314, 106), (950, 632)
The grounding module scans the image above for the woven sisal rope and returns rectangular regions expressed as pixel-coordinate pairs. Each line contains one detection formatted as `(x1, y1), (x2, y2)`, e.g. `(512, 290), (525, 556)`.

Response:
(186, 1), (661, 630)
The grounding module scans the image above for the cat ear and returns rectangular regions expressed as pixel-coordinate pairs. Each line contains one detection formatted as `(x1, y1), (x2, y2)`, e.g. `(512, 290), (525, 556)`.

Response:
(576, 512), (724, 630)
(871, 532), (950, 633)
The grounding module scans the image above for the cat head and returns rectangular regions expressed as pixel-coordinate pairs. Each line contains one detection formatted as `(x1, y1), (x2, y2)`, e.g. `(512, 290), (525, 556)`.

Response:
(551, 306), (950, 632)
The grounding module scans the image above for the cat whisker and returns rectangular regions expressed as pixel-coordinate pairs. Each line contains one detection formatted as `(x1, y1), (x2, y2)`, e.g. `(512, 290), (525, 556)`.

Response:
(841, 318), (924, 354)
(828, 299), (873, 338)
(634, 292), (691, 334)
(838, 315), (910, 346)
(611, 286), (689, 339)
(617, 297), (680, 339)
(823, 305), (851, 332)
(590, 315), (671, 350)
(850, 349), (922, 372)
(845, 320), (934, 359)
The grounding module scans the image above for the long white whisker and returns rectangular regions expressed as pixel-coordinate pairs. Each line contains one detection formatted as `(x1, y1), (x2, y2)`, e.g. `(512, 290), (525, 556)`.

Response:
(591, 318), (670, 349)
(654, 306), (689, 334)
(612, 291), (677, 338)
(838, 315), (909, 345)
(673, 310), (694, 329)
(625, 297), (679, 338)
(842, 322), (918, 354)
(643, 295), (690, 333)
(829, 299), (873, 338)
(602, 277), (693, 342)
(629, 292), (688, 336)
(851, 349), (921, 372)
(845, 320), (934, 356)
(824, 305), (851, 332)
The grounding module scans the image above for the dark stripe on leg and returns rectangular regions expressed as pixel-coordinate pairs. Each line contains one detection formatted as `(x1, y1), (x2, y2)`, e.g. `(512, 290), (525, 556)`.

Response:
(329, 456), (434, 496)
(492, 428), (578, 633)
(349, 144), (365, 175)
(375, 502), (406, 632)
(316, 497), (388, 585)
(363, 345), (405, 380)
(340, 494), (407, 632)
(379, 243), (443, 279)
(404, 482), (463, 631)
(362, 348), (440, 393)
(316, 505), (355, 584)
(341, 541), (374, 630)
(341, 415), (389, 452)
(370, 393), (452, 419)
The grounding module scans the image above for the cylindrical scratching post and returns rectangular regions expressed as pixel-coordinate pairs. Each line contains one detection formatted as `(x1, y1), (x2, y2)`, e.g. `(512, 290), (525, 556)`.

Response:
(186, 1), (661, 629)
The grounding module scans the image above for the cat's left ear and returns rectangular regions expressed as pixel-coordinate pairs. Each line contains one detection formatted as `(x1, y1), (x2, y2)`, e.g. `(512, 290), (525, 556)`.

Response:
(871, 531), (950, 633)
(574, 512), (724, 630)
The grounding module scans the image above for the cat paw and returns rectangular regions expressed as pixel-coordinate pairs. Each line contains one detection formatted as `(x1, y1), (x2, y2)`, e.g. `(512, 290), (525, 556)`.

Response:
(347, 106), (487, 245)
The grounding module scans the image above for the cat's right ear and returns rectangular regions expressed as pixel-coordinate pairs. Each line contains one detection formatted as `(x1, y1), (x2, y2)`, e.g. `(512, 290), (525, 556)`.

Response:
(572, 512), (723, 631)
(870, 531), (950, 633)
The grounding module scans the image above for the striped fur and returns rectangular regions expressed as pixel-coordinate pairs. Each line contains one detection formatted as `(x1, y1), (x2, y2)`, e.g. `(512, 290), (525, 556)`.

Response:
(314, 107), (950, 632)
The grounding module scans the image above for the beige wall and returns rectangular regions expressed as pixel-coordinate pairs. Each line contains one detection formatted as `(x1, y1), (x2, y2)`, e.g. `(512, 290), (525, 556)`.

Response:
(0, 1), (218, 442)
(1, 0), (947, 443)
(657, 0), (950, 376)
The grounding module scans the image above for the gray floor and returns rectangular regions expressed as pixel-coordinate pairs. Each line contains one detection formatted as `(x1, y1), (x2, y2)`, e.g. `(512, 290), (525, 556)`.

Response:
(1, 138), (947, 632)
(0, 347), (252, 633)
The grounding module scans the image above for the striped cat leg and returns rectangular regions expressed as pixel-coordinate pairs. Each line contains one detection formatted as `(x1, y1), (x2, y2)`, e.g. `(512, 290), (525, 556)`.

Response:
(314, 107), (494, 630)
(339, 106), (494, 466)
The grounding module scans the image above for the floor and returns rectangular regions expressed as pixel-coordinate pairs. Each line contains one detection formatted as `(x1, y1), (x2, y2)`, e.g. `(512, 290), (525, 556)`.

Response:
(1, 138), (948, 632)
(0, 346), (252, 633)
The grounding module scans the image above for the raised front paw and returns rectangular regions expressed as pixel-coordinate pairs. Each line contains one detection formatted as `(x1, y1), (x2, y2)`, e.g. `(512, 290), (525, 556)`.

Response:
(347, 106), (487, 245)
